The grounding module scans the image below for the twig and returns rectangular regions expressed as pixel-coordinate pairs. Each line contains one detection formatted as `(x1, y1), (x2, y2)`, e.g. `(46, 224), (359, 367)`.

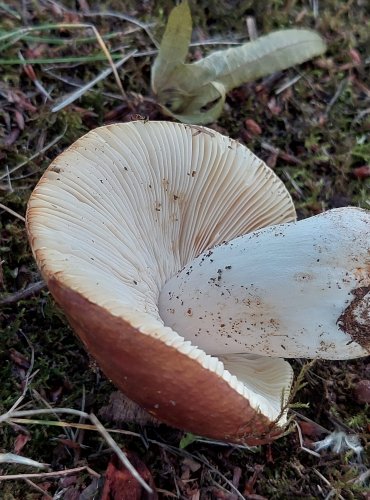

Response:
(4, 165), (13, 191)
(260, 142), (303, 165)
(0, 281), (46, 306)
(156, 489), (178, 498)
(24, 478), (53, 499)
(310, 0), (319, 18)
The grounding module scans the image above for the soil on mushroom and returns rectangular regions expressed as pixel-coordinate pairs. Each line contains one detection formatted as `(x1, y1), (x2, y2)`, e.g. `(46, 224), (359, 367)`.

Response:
(1, 0), (369, 498)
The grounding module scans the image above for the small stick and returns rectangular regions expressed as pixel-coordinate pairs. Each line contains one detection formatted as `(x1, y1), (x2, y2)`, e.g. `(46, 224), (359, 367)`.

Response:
(0, 281), (46, 306)
(23, 478), (53, 499)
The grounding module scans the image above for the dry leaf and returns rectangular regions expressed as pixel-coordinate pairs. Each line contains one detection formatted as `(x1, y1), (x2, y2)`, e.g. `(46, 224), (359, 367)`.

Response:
(101, 451), (157, 500)
(13, 434), (31, 455)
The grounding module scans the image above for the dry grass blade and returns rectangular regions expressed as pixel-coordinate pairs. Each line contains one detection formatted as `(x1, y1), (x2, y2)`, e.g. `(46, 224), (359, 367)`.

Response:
(0, 453), (48, 468)
(313, 468), (345, 500)
(0, 202), (25, 222)
(294, 421), (321, 458)
(31, 389), (75, 442)
(0, 125), (67, 182)
(5, 333), (35, 416)
(89, 412), (153, 494)
(7, 417), (141, 436)
(0, 465), (100, 481)
(1, 407), (153, 494)
(0, 23), (125, 97)
(82, 22), (126, 99)
(44, 22), (126, 98)
(17, 51), (51, 100)
(79, 10), (159, 49)
(52, 50), (137, 112)
(0, 2), (21, 20)
(0, 408), (89, 425)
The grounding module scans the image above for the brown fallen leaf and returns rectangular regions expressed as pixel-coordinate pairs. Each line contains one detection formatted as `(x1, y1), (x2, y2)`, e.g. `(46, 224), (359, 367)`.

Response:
(9, 348), (30, 370)
(244, 118), (262, 136)
(13, 109), (25, 130)
(13, 433), (31, 455)
(353, 380), (370, 404)
(298, 420), (325, 439)
(4, 128), (20, 146)
(348, 48), (362, 65)
(244, 464), (264, 497)
(101, 451), (157, 500)
(57, 438), (81, 450)
(23, 64), (37, 82)
(353, 165), (370, 179)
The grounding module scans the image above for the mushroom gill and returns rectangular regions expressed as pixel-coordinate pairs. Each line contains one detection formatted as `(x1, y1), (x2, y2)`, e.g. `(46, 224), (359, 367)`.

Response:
(28, 121), (366, 444)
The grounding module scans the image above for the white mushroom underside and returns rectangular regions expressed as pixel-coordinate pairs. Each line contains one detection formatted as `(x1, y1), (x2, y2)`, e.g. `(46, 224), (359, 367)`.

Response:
(27, 121), (296, 423)
(159, 207), (370, 359)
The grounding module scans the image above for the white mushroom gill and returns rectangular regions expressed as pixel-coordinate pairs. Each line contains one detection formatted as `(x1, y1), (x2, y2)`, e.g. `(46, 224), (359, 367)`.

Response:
(159, 207), (370, 359)
(27, 121), (298, 425)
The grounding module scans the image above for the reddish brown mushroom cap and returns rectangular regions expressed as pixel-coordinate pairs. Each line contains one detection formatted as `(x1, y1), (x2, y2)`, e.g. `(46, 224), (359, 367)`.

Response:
(26, 121), (296, 444)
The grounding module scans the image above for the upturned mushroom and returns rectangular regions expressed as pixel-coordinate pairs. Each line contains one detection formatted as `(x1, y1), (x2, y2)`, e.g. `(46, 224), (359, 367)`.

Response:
(26, 121), (370, 444)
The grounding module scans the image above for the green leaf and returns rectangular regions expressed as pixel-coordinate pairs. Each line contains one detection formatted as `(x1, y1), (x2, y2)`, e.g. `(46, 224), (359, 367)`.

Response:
(179, 432), (197, 449)
(151, 3), (327, 125)
(169, 81), (226, 124)
(151, 0), (192, 95)
(193, 29), (326, 94)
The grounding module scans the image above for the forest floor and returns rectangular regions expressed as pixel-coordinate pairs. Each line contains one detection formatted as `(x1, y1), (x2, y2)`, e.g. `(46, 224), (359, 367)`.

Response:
(0, 1), (369, 498)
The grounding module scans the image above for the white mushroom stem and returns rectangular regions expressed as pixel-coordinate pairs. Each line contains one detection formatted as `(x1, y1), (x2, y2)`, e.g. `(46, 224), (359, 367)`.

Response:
(159, 207), (370, 359)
